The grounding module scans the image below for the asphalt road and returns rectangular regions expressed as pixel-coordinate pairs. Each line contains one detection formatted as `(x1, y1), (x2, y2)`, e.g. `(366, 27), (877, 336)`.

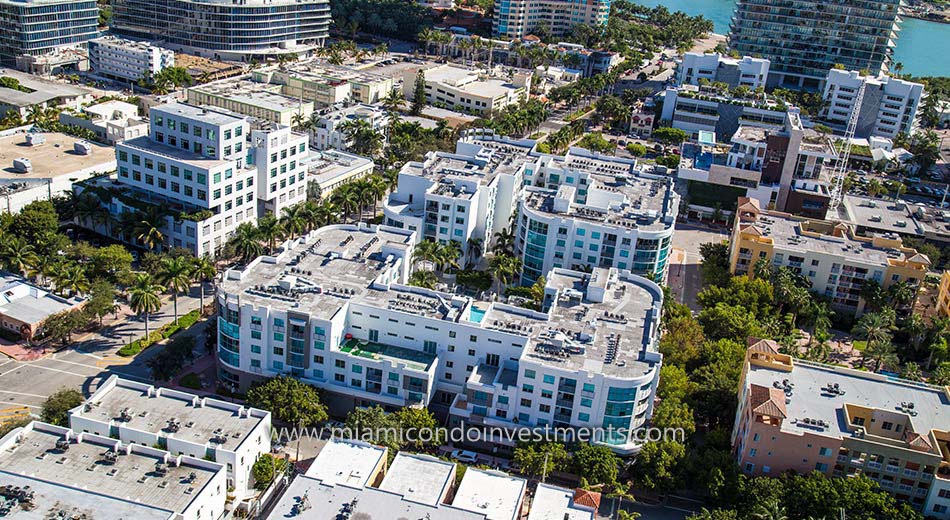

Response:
(0, 288), (205, 414)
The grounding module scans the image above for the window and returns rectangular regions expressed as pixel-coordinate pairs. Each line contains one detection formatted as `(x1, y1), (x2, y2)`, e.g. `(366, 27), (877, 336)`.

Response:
(524, 369), (536, 379)
(273, 347), (284, 355)
(335, 360), (346, 368)
(542, 374), (555, 384)
(522, 384), (534, 393)
(578, 413), (589, 421)
(467, 348), (475, 356)
(520, 398), (532, 407)
(580, 398), (592, 407)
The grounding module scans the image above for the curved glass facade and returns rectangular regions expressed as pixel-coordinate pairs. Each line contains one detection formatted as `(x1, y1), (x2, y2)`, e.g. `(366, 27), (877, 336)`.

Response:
(113, 0), (330, 58)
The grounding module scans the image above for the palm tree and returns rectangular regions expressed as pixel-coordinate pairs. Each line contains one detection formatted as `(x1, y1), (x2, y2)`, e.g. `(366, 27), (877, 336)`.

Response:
(25, 104), (47, 125)
(418, 28), (434, 56)
(133, 206), (167, 252)
(291, 111), (306, 130)
(488, 254), (522, 291)
(128, 273), (164, 339)
(492, 228), (515, 255)
(437, 241), (462, 274)
(229, 223), (264, 262)
(2, 236), (39, 276)
(751, 500), (788, 520)
(191, 256), (216, 312)
(55, 265), (90, 297)
(412, 239), (441, 271)
(281, 204), (308, 238)
(853, 311), (893, 347)
(863, 339), (899, 372)
(383, 89), (405, 116)
(157, 256), (192, 324)
(311, 201), (339, 228)
(367, 175), (388, 216)
(332, 184), (361, 223)
(256, 215), (283, 253)
(466, 237), (484, 264)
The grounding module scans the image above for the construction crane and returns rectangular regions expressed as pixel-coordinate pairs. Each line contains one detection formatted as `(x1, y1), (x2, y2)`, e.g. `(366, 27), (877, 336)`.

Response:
(828, 80), (867, 212)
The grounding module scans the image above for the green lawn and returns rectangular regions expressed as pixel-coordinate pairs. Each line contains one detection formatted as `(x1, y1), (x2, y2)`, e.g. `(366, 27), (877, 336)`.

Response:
(852, 340), (867, 352)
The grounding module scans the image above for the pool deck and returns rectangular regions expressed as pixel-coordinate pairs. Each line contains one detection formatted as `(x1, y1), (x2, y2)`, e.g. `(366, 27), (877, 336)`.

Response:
(339, 338), (436, 371)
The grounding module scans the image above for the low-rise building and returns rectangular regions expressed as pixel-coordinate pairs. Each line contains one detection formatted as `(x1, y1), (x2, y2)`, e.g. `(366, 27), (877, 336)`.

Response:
(732, 339), (950, 518)
(528, 484), (597, 520)
(628, 101), (654, 138)
(0, 273), (85, 340)
(268, 439), (526, 519)
(88, 36), (175, 83)
(0, 128), (115, 212)
(0, 421), (227, 520)
(216, 223), (664, 453)
(0, 68), (93, 118)
(252, 62), (394, 106)
(309, 103), (389, 151)
(14, 46), (88, 76)
(306, 149), (374, 199)
(58, 100), (148, 144)
(187, 78), (313, 127)
(68, 375), (272, 497)
(402, 64), (530, 115)
(676, 53), (770, 90)
(730, 198), (931, 315)
(822, 69), (924, 140)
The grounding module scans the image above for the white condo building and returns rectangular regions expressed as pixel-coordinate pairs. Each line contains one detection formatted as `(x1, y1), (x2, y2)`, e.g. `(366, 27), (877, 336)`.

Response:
(216, 223), (664, 453)
(402, 64), (532, 116)
(822, 69), (925, 140)
(383, 131), (679, 283)
(309, 103), (389, 152)
(88, 36), (175, 82)
(676, 52), (770, 90)
(68, 375), (272, 497)
(77, 102), (309, 256)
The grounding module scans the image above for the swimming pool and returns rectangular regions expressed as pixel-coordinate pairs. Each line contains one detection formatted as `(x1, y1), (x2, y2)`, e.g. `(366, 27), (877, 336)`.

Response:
(469, 306), (487, 323)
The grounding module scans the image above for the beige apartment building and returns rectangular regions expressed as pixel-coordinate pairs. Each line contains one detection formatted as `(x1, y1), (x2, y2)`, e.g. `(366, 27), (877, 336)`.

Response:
(732, 339), (950, 518)
(730, 197), (930, 315)
(402, 64), (531, 115)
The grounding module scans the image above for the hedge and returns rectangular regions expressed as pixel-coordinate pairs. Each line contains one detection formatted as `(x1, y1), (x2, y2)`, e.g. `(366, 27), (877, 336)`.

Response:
(117, 309), (201, 357)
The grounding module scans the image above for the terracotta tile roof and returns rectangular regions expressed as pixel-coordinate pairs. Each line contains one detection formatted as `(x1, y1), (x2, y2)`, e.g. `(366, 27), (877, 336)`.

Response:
(572, 488), (601, 510)
(748, 338), (781, 355)
(749, 384), (787, 418)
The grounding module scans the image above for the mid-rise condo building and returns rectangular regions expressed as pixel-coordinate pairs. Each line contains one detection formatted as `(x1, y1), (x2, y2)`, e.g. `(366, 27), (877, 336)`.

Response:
(111, 0), (330, 61)
(676, 53), (770, 90)
(0, 0), (98, 65)
(88, 36), (175, 83)
(252, 63), (394, 106)
(728, 0), (902, 89)
(77, 102), (308, 256)
(384, 131), (678, 283)
(309, 103), (389, 152)
(493, 0), (609, 39)
(730, 198), (930, 315)
(216, 223), (664, 452)
(733, 339), (950, 518)
(822, 69), (925, 140)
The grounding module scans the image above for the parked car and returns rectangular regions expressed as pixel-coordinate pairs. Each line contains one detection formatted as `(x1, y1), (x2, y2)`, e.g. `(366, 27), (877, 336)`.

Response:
(450, 449), (479, 464)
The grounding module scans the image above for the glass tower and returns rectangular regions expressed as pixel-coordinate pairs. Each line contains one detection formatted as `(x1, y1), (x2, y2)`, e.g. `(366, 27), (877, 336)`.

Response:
(0, 0), (98, 64)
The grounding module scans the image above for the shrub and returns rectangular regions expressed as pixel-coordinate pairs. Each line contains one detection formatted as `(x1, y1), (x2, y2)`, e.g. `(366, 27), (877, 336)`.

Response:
(117, 310), (201, 357)
(179, 373), (202, 390)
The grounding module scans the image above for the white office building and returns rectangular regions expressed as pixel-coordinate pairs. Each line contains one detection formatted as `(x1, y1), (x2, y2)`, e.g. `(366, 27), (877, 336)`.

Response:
(88, 36), (175, 82)
(216, 223), (664, 453)
(384, 131), (679, 282)
(403, 64), (531, 115)
(676, 52), (770, 90)
(77, 102), (309, 256)
(0, 421), (228, 520)
(68, 375), (272, 497)
(822, 69), (925, 140)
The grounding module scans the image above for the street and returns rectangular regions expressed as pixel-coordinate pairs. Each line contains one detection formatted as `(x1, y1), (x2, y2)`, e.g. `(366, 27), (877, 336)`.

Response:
(0, 287), (205, 413)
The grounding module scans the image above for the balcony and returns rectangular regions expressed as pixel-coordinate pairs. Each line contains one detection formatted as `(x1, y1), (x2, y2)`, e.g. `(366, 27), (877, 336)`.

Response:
(837, 455), (849, 463)
(903, 469), (919, 478)
(868, 461), (883, 470)
(881, 481), (895, 489)
(885, 465), (900, 474)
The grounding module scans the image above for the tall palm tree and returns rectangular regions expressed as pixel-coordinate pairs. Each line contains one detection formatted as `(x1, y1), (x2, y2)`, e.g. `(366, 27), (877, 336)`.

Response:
(256, 215), (283, 253)
(191, 256), (216, 312)
(229, 222), (264, 262)
(54, 264), (90, 297)
(492, 228), (515, 256)
(128, 273), (164, 339)
(489, 254), (522, 291)
(438, 241), (462, 274)
(2, 236), (39, 276)
(383, 89), (405, 116)
(332, 184), (361, 223)
(133, 206), (167, 252)
(157, 256), (192, 324)
(281, 204), (308, 238)
(466, 237), (484, 264)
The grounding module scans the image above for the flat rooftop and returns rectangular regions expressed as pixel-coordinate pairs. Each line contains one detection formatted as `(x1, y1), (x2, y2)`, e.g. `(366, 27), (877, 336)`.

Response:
(304, 439), (386, 487)
(833, 194), (925, 237)
(267, 475), (487, 520)
(527, 484), (594, 520)
(75, 377), (268, 450)
(0, 132), (114, 178)
(189, 79), (305, 113)
(306, 150), (373, 185)
(0, 274), (82, 325)
(0, 69), (89, 107)
(120, 135), (228, 170)
(0, 423), (220, 518)
(740, 210), (919, 267)
(746, 360), (950, 439)
(267, 61), (391, 85)
(452, 468), (525, 520)
(378, 453), (455, 506)
(424, 65), (521, 99)
(155, 101), (245, 127)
